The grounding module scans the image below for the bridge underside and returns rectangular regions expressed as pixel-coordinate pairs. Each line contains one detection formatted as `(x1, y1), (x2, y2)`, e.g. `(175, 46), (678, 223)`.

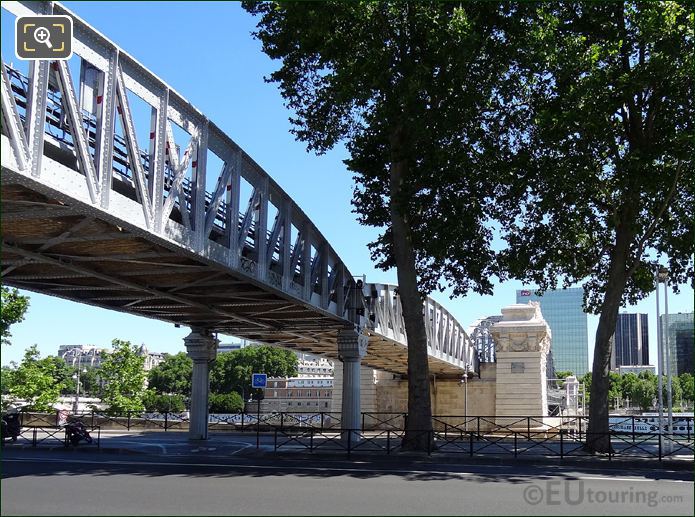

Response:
(1, 168), (462, 376)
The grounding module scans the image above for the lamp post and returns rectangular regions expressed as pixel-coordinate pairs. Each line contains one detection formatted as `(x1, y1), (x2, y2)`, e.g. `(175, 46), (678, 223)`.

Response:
(71, 351), (87, 414)
(656, 270), (664, 436)
(656, 267), (674, 452)
(661, 268), (674, 452)
(461, 363), (471, 432)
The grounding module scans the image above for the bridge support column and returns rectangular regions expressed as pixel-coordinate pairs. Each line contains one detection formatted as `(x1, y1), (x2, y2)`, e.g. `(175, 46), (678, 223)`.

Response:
(338, 328), (368, 443)
(184, 328), (218, 440)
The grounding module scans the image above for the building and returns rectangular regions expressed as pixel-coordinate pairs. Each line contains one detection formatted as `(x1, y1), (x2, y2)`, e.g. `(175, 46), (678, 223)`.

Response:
(263, 352), (334, 412)
(58, 343), (165, 371)
(661, 312), (694, 376)
(137, 344), (165, 371)
(611, 313), (649, 370)
(58, 345), (107, 368)
(617, 365), (656, 376)
(516, 287), (589, 376)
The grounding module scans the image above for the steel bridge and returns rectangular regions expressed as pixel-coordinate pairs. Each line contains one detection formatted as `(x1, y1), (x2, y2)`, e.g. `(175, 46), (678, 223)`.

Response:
(1, 1), (477, 435)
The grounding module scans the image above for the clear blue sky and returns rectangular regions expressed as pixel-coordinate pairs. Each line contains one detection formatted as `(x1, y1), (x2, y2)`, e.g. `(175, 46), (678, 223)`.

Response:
(1, 2), (692, 369)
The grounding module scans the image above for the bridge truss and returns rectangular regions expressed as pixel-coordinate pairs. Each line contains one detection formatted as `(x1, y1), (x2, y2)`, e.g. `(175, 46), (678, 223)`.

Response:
(1, 0), (475, 377)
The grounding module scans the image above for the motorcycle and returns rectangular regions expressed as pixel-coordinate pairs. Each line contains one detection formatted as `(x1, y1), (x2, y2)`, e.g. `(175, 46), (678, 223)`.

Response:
(65, 419), (93, 446)
(1, 413), (21, 443)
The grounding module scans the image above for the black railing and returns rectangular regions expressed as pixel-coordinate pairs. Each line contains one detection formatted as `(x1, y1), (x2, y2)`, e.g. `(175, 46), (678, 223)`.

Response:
(1, 424), (101, 449)
(273, 427), (693, 461)
(6, 409), (693, 460)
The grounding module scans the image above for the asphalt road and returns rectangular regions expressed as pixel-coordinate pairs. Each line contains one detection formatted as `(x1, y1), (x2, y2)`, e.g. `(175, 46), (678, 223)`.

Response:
(1, 449), (692, 515)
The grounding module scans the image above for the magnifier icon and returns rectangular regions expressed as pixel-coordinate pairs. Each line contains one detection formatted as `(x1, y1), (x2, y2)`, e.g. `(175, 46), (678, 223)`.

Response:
(33, 26), (52, 49)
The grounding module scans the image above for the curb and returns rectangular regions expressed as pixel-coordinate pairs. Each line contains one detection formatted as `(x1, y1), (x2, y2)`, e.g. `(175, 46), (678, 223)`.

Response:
(5, 442), (692, 471)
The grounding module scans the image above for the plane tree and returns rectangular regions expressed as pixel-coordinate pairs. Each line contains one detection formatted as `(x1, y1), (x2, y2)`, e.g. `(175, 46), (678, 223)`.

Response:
(498, 2), (694, 452)
(1, 287), (30, 345)
(243, 1), (529, 450)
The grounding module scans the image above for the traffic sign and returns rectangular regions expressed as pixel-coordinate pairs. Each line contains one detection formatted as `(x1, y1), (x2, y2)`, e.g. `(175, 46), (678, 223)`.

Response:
(251, 373), (267, 389)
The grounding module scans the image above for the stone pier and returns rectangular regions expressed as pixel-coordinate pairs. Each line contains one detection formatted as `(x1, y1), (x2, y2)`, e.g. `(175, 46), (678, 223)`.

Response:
(490, 302), (551, 428)
(184, 328), (218, 440)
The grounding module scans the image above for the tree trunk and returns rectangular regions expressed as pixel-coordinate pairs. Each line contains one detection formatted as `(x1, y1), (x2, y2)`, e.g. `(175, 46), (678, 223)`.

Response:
(585, 224), (633, 453)
(388, 126), (433, 451)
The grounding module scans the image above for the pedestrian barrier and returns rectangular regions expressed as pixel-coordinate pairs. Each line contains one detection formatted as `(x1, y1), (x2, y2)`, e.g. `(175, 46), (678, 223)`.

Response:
(1, 424), (101, 449)
(5, 409), (692, 461)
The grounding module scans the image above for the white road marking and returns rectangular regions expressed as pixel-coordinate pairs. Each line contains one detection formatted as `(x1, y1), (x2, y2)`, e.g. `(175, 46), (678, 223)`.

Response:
(3, 456), (692, 483)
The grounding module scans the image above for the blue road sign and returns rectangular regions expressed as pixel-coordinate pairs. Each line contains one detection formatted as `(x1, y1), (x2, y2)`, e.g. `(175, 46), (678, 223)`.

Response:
(251, 373), (267, 389)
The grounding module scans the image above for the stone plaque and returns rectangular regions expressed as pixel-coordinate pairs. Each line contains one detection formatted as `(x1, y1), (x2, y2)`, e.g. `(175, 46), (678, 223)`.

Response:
(511, 362), (525, 374)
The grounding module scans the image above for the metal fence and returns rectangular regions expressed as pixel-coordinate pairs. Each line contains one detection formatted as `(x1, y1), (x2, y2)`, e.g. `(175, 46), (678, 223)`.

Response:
(6, 409), (693, 461)
(273, 428), (694, 461)
(1, 424), (101, 449)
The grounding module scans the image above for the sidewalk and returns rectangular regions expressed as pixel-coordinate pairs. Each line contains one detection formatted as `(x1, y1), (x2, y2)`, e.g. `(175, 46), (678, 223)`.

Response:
(4, 429), (693, 472)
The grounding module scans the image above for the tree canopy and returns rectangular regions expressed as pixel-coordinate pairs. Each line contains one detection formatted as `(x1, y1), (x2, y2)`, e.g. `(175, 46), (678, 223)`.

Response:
(8, 345), (65, 411)
(98, 339), (147, 414)
(147, 352), (193, 397)
(1, 287), (30, 345)
(498, 2), (693, 452)
(211, 345), (297, 400)
(244, 0), (527, 450)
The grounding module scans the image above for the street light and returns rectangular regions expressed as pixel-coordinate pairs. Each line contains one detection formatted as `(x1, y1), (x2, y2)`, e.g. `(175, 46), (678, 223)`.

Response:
(656, 266), (674, 452)
(71, 351), (88, 413)
(461, 363), (471, 432)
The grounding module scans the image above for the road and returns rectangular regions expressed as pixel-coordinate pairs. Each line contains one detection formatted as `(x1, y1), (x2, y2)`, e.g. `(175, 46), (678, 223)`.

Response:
(2, 449), (692, 515)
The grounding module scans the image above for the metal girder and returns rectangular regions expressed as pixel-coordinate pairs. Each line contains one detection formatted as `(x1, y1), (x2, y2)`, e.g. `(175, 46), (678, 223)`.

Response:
(53, 60), (100, 203)
(1, 56), (29, 170)
(95, 50), (119, 209)
(10, 232), (138, 245)
(161, 121), (196, 227)
(204, 161), (232, 238)
(0, 0), (477, 376)
(3, 241), (276, 330)
(149, 88), (168, 232)
(1, 207), (77, 221)
(25, 60), (50, 178)
(115, 64), (153, 227)
(191, 119), (208, 249)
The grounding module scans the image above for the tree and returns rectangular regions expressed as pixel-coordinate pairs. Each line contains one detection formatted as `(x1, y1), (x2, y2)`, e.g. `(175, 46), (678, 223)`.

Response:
(209, 392), (244, 413)
(142, 390), (186, 413)
(9, 345), (65, 411)
(679, 373), (694, 403)
(244, 1), (528, 450)
(1, 365), (16, 395)
(147, 352), (193, 397)
(633, 378), (656, 412)
(581, 371), (592, 406)
(607, 372), (623, 408)
(661, 375), (682, 410)
(620, 372), (640, 406)
(499, 2), (694, 452)
(79, 366), (102, 398)
(211, 345), (297, 400)
(1, 287), (30, 345)
(99, 339), (146, 414)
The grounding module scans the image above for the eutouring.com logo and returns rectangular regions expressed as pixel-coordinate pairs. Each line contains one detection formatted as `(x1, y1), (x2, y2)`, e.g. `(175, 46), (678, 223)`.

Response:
(522, 481), (683, 508)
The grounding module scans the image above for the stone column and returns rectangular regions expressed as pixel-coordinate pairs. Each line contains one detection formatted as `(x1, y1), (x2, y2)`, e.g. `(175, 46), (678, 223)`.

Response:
(490, 302), (551, 429)
(184, 328), (218, 440)
(337, 327), (368, 442)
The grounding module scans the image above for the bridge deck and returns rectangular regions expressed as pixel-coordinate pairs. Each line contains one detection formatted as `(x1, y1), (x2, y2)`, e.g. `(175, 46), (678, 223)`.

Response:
(1, 0), (473, 377)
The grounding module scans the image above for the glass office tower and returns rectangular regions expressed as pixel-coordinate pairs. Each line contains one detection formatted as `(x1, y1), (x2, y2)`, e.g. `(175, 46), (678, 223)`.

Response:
(516, 287), (589, 376)
(660, 312), (694, 376)
(612, 313), (649, 369)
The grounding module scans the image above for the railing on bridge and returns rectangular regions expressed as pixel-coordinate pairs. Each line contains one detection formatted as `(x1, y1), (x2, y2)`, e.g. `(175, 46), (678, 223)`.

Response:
(1, 1), (476, 374)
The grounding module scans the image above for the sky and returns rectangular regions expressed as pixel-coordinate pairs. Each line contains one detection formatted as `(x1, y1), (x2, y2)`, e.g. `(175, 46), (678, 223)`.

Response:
(1, 2), (693, 369)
